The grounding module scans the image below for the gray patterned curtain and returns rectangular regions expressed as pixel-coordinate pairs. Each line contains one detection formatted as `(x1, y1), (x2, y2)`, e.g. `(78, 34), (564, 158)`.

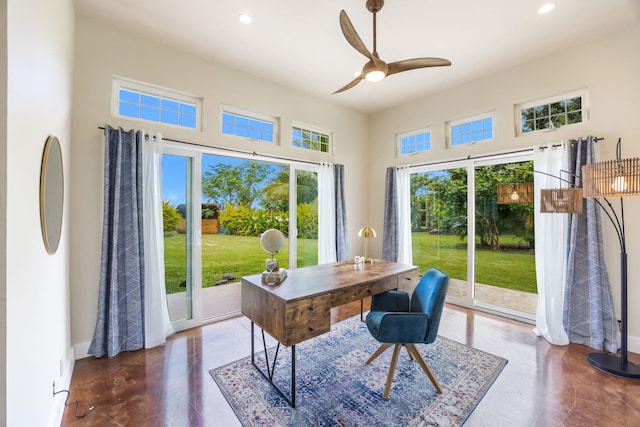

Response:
(89, 125), (145, 358)
(334, 164), (350, 260)
(382, 167), (398, 261)
(564, 136), (618, 353)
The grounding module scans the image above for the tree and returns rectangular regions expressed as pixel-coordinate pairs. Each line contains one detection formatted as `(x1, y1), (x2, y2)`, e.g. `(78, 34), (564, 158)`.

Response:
(262, 169), (318, 212)
(202, 161), (279, 209)
(410, 162), (534, 251)
(411, 168), (468, 236)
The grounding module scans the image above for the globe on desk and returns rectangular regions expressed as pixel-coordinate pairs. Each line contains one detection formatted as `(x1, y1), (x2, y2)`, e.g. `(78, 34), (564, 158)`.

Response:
(260, 229), (286, 285)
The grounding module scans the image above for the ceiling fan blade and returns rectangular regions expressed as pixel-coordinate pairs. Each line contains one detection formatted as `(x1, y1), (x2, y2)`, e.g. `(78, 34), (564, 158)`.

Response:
(387, 57), (452, 77)
(339, 10), (372, 60)
(333, 76), (364, 94)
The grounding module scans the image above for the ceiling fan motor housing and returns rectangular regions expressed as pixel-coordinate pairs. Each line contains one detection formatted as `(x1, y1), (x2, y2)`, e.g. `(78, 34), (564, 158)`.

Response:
(366, 0), (384, 13)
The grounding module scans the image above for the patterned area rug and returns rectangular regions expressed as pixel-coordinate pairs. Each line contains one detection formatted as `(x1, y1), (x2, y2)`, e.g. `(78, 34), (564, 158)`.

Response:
(211, 315), (507, 426)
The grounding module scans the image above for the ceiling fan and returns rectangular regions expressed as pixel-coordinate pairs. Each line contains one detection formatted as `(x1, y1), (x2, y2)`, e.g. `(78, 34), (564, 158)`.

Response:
(333, 0), (451, 94)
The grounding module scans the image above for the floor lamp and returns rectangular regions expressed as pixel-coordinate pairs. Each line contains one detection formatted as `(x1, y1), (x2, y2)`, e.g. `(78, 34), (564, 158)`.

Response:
(581, 139), (640, 378)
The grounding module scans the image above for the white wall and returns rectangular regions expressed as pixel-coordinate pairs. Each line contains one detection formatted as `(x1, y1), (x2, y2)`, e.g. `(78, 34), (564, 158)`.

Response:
(69, 16), (368, 353)
(367, 24), (640, 351)
(4, 0), (75, 426)
(0, 2), (8, 424)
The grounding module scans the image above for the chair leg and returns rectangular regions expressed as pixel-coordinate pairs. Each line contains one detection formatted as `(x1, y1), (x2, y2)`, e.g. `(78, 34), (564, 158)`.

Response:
(404, 344), (413, 360)
(383, 344), (402, 399)
(406, 344), (443, 393)
(365, 342), (392, 365)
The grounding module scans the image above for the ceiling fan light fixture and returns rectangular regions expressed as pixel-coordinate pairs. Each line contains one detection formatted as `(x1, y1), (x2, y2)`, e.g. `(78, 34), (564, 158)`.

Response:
(365, 70), (385, 82)
(238, 13), (253, 24)
(537, 3), (556, 14)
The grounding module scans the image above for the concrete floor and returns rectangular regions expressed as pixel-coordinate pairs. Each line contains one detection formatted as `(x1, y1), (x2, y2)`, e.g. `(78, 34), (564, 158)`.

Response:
(63, 300), (640, 427)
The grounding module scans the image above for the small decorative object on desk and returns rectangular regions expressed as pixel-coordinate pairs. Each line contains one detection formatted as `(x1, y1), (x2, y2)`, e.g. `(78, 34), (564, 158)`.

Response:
(354, 255), (372, 266)
(260, 228), (287, 285)
(262, 268), (287, 285)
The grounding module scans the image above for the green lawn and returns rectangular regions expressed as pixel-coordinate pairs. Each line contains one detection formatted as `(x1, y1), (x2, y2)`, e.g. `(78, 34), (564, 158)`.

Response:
(164, 232), (536, 295)
(412, 232), (537, 293)
(164, 233), (317, 294)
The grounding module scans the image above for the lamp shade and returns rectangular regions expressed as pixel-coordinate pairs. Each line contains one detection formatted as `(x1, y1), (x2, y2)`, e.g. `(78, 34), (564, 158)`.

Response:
(358, 226), (376, 238)
(582, 158), (640, 198)
(497, 182), (534, 204)
(540, 188), (583, 214)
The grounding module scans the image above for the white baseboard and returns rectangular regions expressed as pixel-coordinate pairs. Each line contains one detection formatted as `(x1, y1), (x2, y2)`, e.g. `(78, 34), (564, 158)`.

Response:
(48, 348), (75, 427)
(628, 334), (640, 354)
(74, 341), (92, 360)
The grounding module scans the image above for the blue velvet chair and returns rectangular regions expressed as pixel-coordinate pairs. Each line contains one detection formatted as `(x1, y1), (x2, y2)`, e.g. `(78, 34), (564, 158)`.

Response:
(365, 268), (449, 399)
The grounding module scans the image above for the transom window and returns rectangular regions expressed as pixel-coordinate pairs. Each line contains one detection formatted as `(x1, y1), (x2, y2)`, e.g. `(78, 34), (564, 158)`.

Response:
(292, 123), (331, 153)
(221, 106), (277, 143)
(398, 128), (431, 155)
(113, 77), (200, 129)
(517, 90), (588, 135)
(448, 113), (494, 146)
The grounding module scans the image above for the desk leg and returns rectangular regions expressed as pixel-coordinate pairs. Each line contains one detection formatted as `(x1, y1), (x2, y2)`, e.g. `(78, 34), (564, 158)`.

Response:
(250, 321), (297, 407)
(291, 345), (296, 406)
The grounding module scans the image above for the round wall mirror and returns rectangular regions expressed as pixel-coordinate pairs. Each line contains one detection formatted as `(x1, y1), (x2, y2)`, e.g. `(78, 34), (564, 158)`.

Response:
(40, 135), (64, 254)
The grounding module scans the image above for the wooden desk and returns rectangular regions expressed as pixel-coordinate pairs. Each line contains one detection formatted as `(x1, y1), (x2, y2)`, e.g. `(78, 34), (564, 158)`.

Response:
(241, 259), (418, 406)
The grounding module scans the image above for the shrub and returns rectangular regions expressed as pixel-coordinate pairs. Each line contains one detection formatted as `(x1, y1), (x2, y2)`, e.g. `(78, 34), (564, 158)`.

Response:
(219, 204), (288, 236)
(163, 201), (182, 233)
(296, 202), (318, 239)
(218, 204), (252, 235)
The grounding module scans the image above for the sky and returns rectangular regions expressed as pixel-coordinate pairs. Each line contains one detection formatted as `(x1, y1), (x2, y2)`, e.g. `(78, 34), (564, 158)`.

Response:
(162, 154), (280, 207)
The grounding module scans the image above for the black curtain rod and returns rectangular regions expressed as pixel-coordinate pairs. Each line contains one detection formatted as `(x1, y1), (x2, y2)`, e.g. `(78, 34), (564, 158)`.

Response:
(97, 126), (320, 166)
(539, 136), (604, 151)
(406, 147), (533, 169)
(406, 136), (604, 169)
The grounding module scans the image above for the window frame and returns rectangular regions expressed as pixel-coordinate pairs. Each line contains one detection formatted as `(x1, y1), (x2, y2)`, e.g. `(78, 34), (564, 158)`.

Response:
(397, 127), (432, 156)
(112, 76), (202, 130)
(220, 105), (280, 144)
(447, 112), (495, 147)
(515, 89), (589, 135)
(291, 122), (332, 154)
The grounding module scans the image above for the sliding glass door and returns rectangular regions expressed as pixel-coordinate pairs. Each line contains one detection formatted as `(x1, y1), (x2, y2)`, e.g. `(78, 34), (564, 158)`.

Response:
(162, 153), (193, 322)
(410, 154), (537, 320)
(292, 167), (319, 268)
(199, 154), (293, 320)
(410, 165), (469, 305)
(162, 146), (320, 330)
(473, 159), (537, 317)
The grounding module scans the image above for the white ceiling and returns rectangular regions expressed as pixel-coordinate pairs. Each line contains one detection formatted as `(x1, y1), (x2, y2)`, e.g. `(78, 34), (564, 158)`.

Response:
(74, 0), (640, 115)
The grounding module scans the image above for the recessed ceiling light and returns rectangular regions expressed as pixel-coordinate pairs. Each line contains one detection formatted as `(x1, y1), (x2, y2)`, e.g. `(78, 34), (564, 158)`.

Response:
(238, 14), (252, 24)
(537, 3), (556, 14)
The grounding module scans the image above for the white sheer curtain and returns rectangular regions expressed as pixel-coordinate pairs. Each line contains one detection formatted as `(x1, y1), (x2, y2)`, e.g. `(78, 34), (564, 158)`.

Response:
(533, 142), (569, 345)
(396, 167), (413, 265)
(142, 131), (173, 348)
(318, 162), (336, 264)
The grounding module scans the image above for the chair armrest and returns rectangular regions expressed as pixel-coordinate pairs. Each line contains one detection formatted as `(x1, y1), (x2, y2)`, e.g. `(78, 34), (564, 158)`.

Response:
(366, 312), (429, 344)
(370, 290), (410, 312)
